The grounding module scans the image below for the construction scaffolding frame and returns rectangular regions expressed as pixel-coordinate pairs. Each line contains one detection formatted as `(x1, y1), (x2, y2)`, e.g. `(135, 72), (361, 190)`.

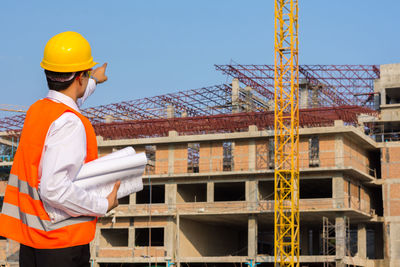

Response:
(322, 216), (350, 267)
(215, 64), (380, 108)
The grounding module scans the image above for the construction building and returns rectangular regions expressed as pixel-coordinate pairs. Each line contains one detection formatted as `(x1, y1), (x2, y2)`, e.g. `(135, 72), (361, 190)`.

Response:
(0, 63), (399, 266)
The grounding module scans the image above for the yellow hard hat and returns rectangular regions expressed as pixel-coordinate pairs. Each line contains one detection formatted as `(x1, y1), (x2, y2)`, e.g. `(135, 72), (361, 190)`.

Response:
(40, 31), (97, 72)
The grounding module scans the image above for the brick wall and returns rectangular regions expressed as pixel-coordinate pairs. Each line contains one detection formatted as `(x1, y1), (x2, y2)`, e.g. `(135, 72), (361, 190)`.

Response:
(234, 140), (248, 171)
(343, 178), (371, 214)
(255, 140), (268, 170)
(343, 137), (369, 174)
(199, 142), (223, 172)
(299, 138), (309, 168)
(155, 145), (169, 174)
(319, 136), (336, 167)
(174, 144), (187, 174)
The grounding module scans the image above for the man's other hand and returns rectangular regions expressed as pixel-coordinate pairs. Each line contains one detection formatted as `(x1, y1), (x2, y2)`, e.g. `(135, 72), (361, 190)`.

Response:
(92, 63), (108, 84)
(107, 180), (120, 212)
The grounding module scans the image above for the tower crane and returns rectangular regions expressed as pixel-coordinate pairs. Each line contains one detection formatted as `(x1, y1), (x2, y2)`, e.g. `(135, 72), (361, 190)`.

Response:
(273, 0), (300, 266)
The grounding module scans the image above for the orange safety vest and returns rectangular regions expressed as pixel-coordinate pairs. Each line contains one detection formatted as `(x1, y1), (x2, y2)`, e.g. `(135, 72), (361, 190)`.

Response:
(0, 98), (99, 249)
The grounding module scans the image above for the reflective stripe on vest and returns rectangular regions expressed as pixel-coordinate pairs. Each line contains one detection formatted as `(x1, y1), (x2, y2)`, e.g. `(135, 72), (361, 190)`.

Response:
(0, 99), (99, 248)
(3, 174), (94, 232)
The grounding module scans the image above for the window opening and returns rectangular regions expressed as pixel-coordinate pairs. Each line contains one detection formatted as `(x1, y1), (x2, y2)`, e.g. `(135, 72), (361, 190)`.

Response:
(187, 143), (200, 173)
(101, 228), (129, 247)
(309, 136), (320, 167)
(214, 182), (245, 201)
(223, 141), (234, 171)
(268, 139), (274, 169)
(136, 185), (165, 204)
(135, 228), (164, 247)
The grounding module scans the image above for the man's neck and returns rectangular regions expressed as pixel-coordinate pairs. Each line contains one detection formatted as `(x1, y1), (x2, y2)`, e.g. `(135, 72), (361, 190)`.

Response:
(59, 87), (78, 103)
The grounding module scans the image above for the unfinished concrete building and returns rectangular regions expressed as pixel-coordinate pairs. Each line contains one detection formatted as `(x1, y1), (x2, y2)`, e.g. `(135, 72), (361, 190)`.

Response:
(1, 63), (400, 266)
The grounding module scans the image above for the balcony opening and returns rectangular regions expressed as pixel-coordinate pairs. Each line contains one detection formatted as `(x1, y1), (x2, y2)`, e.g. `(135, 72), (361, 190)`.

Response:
(368, 150), (381, 178)
(223, 141), (234, 171)
(367, 223), (384, 259)
(180, 217), (247, 257)
(300, 178), (332, 199)
(187, 143), (200, 173)
(136, 184), (165, 204)
(135, 227), (164, 247)
(177, 183), (207, 203)
(370, 187), (383, 216)
(214, 182), (245, 202)
(100, 228), (129, 247)
(258, 181), (274, 200)
(258, 225), (274, 256)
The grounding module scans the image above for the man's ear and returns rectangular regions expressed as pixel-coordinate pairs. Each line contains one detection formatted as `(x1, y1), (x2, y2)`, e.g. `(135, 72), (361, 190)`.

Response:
(76, 72), (84, 85)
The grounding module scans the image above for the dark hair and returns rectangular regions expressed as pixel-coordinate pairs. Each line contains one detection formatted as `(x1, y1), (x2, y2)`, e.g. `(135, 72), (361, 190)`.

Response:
(44, 70), (87, 91)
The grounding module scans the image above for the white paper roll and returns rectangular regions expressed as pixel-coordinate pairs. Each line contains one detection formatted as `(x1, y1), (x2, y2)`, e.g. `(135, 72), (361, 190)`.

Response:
(76, 152), (147, 180)
(44, 146), (147, 223)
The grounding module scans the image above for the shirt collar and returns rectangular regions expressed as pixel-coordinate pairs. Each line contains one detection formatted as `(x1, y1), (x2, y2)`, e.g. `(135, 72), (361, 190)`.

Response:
(46, 90), (81, 113)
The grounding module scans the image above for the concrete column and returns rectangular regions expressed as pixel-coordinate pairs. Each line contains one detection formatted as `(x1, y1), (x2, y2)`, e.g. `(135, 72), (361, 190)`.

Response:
(357, 224), (367, 258)
(207, 182), (214, 202)
(335, 215), (346, 266)
(167, 105), (175, 118)
(299, 83), (309, 109)
(244, 86), (253, 111)
(129, 193), (136, 206)
(176, 212), (181, 267)
(248, 125), (257, 171)
(232, 78), (240, 113)
(335, 134), (344, 168)
(168, 144), (174, 174)
(168, 131), (178, 174)
(332, 176), (345, 209)
(246, 180), (258, 210)
(93, 227), (101, 260)
(165, 183), (177, 209)
(165, 217), (175, 257)
(248, 215), (257, 258)
(129, 227), (135, 247)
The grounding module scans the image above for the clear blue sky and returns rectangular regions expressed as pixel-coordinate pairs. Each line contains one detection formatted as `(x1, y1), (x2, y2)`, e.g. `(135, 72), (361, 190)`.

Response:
(1, 0), (399, 109)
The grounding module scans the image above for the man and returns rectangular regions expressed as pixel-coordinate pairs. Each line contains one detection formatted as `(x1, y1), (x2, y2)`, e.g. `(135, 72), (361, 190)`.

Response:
(0, 31), (120, 267)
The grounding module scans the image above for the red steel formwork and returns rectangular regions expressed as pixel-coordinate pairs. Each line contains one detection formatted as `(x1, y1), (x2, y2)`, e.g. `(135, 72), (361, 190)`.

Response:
(215, 64), (380, 107)
(93, 106), (377, 140)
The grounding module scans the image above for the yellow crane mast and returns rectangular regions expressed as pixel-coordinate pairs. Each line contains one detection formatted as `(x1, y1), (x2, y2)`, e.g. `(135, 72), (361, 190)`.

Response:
(273, 0), (299, 266)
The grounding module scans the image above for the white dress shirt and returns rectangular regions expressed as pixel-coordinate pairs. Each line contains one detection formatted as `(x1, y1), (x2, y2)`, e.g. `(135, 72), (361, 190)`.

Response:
(38, 79), (108, 218)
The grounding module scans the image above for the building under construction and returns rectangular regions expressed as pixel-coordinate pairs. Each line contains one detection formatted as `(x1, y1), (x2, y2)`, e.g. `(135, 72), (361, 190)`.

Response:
(0, 63), (400, 266)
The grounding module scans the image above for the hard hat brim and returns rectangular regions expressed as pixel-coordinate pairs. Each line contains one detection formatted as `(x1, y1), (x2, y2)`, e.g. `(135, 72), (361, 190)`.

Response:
(41, 59), (98, 73)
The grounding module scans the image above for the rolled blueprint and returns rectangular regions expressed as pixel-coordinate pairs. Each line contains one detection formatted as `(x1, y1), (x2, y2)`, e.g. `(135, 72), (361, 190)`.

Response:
(76, 150), (146, 180)
(44, 146), (147, 223)
(95, 147), (136, 162)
